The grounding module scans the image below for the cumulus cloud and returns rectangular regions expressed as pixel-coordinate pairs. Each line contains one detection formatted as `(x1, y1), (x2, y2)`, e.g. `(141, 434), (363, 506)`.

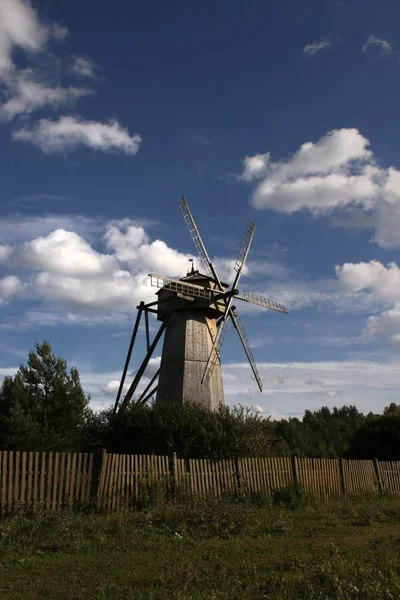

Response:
(0, 244), (13, 264)
(0, 70), (92, 121)
(101, 379), (128, 397)
(363, 35), (392, 55)
(0, 276), (23, 304)
(21, 229), (117, 276)
(241, 128), (400, 248)
(336, 260), (400, 345)
(0, 219), (197, 315)
(13, 116), (142, 154)
(105, 220), (193, 276)
(302, 38), (332, 57)
(34, 270), (151, 311)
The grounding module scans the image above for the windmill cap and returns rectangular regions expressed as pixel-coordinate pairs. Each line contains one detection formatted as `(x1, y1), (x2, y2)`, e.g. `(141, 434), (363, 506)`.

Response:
(180, 271), (229, 288)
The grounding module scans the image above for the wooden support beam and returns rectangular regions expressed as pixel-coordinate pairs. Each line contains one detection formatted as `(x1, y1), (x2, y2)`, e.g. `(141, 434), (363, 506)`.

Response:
(113, 303), (144, 413)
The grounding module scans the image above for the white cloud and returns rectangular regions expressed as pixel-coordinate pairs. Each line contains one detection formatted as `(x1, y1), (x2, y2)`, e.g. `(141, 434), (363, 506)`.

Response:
(0, 70), (92, 120)
(242, 128), (400, 248)
(0, 244), (12, 264)
(223, 360), (400, 418)
(302, 38), (332, 57)
(241, 153), (271, 182)
(0, 1), (141, 155)
(0, 275), (23, 304)
(0, 218), (196, 315)
(363, 35), (392, 54)
(142, 356), (161, 380)
(13, 116), (142, 154)
(105, 220), (193, 276)
(71, 56), (97, 78)
(21, 229), (117, 276)
(101, 379), (128, 397)
(336, 260), (400, 302)
(336, 260), (400, 345)
(0, 214), (380, 323)
(33, 270), (151, 311)
(0, 0), (52, 75)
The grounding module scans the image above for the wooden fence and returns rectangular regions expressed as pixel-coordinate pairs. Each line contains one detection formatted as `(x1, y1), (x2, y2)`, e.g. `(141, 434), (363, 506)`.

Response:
(0, 450), (399, 513)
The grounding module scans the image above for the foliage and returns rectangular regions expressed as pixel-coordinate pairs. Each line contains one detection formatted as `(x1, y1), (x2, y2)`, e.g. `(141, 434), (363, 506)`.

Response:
(347, 412), (400, 460)
(274, 405), (367, 458)
(90, 400), (283, 459)
(0, 341), (92, 451)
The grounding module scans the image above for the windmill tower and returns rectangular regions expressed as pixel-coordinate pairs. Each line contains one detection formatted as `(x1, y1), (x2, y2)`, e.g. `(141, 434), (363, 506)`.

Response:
(113, 198), (287, 414)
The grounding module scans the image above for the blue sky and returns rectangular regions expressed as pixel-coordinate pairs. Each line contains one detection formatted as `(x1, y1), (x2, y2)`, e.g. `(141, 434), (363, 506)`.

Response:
(1, 0), (400, 417)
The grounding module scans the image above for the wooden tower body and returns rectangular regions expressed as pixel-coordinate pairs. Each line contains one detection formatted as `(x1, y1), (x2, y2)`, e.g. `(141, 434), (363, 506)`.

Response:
(156, 272), (228, 410)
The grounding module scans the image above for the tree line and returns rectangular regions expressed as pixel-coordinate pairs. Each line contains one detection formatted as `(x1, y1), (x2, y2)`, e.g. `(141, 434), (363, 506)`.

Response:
(1, 342), (399, 461)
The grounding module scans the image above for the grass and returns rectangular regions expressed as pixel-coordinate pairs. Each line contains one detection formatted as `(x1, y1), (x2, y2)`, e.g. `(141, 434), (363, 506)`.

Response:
(1, 491), (400, 599)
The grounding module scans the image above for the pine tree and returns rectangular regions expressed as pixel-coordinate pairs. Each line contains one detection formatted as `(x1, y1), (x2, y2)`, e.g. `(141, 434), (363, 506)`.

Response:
(0, 341), (91, 451)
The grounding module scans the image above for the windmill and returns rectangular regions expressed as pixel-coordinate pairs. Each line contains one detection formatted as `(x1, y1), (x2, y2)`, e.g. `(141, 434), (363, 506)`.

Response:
(113, 197), (287, 414)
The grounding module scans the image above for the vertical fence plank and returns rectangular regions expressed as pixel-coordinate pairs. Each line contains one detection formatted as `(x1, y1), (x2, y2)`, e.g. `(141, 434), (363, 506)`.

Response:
(75, 454), (82, 504)
(64, 454), (72, 506)
(1, 452), (7, 513)
(52, 453), (59, 510)
(110, 454), (118, 512)
(58, 453), (66, 508)
(8, 451), (13, 509)
(69, 454), (77, 507)
(46, 452), (53, 510)
(33, 452), (39, 506)
(86, 453), (93, 505)
(13, 451), (20, 506)
(20, 452), (27, 505)
(27, 452), (33, 505)
(39, 453), (46, 506)
(103, 453), (112, 510)
(80, 453), (88, 507)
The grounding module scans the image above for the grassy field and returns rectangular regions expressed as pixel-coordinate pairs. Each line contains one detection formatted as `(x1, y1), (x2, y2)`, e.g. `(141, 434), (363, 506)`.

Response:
(1, 491), (400, 599)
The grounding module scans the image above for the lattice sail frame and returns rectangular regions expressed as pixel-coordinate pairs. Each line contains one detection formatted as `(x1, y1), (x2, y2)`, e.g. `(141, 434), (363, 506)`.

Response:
(149, 273), (212, 300)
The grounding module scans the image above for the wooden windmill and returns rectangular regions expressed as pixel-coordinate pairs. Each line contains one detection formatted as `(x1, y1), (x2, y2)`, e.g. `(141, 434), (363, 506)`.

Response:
(113, 197), (287, 414)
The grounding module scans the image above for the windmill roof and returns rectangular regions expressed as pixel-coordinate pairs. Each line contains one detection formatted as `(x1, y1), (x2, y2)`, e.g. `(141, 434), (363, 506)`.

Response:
(180, 270), (229, 288)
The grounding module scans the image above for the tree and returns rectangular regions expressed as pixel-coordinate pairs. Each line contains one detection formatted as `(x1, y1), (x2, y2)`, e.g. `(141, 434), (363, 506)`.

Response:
(274, 406), (366, 458)
(347, 414), (400, 461)
(0, 341), (91, 451)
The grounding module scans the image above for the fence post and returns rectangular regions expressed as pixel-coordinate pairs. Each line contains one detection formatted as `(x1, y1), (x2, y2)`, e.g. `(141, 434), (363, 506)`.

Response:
(234, 456), (241, 494)
(373, 458), (383, 494)
(339, 458), (346, 497)
(291, 455), (299, 487)
(169, 452), (177, 497)
(90, 448), (106, 508)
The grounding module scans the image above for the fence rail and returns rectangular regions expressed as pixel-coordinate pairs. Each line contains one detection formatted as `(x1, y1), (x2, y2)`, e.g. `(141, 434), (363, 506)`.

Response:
(0, 450), (399, 513)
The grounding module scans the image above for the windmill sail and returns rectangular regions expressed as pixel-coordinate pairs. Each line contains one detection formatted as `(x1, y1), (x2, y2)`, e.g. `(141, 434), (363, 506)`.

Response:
(231, 311), (263, 391)
(202, 219), (256, 382)
(238, 291), (287, 314)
